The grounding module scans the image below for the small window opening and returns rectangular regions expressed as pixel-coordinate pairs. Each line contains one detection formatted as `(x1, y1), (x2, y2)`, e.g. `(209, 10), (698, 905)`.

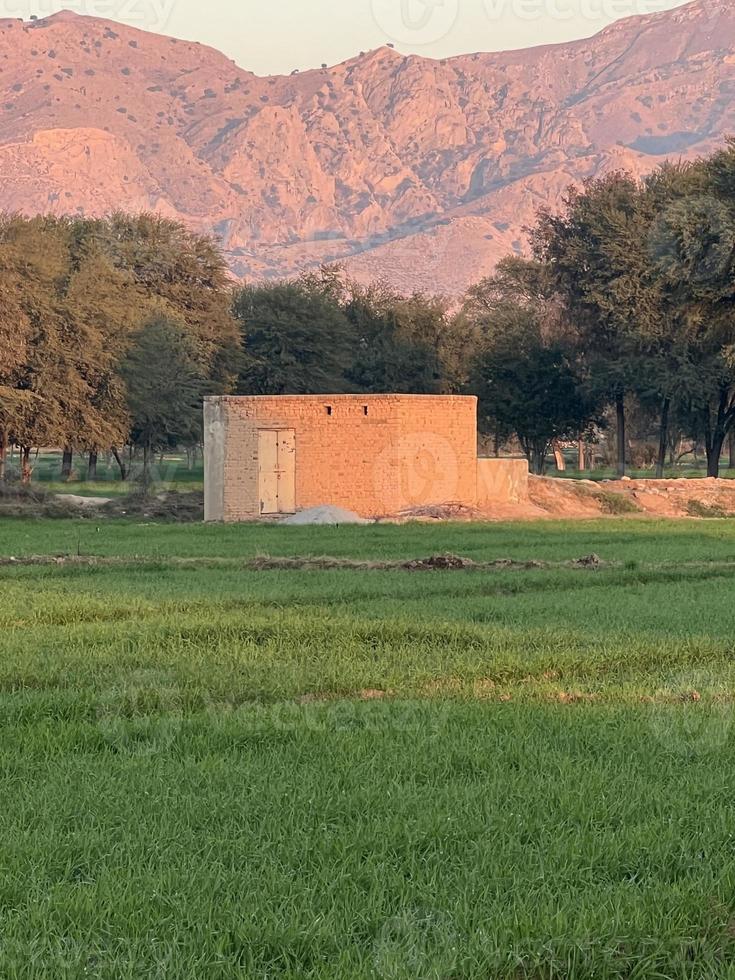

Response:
(363, 405), (369, 416)
(326, 405), (332, 416)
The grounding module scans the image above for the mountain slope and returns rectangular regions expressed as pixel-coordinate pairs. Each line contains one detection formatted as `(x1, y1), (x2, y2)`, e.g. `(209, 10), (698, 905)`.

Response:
(0, 0), (733, 294)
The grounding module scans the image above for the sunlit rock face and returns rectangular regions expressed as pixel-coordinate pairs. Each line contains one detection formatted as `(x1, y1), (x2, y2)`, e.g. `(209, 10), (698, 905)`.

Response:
(1, 0), (733, 295)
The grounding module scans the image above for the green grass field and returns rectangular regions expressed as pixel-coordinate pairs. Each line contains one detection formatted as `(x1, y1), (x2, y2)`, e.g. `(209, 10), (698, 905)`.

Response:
(3, 517), (735, 978)
(4, 451), (204, 497)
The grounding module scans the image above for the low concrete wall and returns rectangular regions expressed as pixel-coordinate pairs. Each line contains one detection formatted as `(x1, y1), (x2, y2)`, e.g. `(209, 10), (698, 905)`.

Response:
(476, 458), (529, 508)
(203, 399), (226, 522)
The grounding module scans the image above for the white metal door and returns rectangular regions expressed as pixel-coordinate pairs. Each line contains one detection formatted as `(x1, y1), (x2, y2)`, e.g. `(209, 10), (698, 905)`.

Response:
(258, 429), (295, 514)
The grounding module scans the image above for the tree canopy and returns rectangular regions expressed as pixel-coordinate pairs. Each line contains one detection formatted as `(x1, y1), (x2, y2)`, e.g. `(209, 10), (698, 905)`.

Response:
(5, 141), (735, 484)
(0, 213), (238, 481)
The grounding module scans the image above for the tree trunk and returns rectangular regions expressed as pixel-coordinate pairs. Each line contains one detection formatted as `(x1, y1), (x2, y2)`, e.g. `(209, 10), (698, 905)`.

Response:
(530, 444), (547, 476)
(61, 447), (73, 481)
(655, 397), (670, 481)
(0, 431), (6, 482)
(21, 446), (32, 484)
(729, 430), (735, 470)
(668, 436), (677, 468)
(112, 447), (128, 481)
(704, 409), (724, 479)
(703, 388), (733, 479)
(88, 450), (98, 482)
(615, 391), (626, 478)
(578, 440), (585, 473)
(141, 442), (153, 494)
(707, 432), (725, 478)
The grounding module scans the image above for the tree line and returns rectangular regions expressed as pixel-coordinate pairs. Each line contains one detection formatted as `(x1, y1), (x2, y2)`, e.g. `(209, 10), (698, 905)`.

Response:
(0, 220), (472, 483)
(0, 213), (237, 483)
(4, 140), (735, 481)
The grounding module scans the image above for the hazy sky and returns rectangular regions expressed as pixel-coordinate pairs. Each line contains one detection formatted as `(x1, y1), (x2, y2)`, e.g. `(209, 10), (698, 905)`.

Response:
(25, 0), (691, 74)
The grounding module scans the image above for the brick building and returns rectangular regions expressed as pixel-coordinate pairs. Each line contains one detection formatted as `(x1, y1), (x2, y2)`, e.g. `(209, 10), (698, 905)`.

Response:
(203, 394), (527, 522)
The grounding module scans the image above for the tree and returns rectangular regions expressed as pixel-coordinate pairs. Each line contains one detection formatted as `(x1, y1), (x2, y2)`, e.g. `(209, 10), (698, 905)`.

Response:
(532, 174), (659, 476)
(234, 274), (356, 394)
(91, 212), (240, 386)
(0, 215), (127, 481)
(647, 153), (735, 477)
(0, 212), (238, 483)
(119, 317), (208, 482)
(345, 282), (477, 394)
(470, 304), (595, 474)
(465, 258), (598, 474)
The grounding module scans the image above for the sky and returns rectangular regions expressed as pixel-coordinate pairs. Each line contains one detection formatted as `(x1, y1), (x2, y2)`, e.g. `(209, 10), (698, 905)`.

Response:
(16, 0), (691, 75)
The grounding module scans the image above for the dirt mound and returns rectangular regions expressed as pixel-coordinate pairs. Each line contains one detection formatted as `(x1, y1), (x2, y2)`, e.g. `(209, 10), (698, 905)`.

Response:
(571, 554), (603, 569)
(281, 506), (371, 526)
(55, 494), (113, 509)
(0, 483), (79, 518)
(401, 554), (477, 571)
(100, 492), (204, 522)
(394, 503), (484, 522)
(512, 476), (735, 521)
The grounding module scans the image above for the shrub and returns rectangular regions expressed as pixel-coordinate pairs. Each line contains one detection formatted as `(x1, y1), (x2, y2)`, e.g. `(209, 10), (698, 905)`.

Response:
(686, 499), (731, 519)
(598, 491), (640, 515)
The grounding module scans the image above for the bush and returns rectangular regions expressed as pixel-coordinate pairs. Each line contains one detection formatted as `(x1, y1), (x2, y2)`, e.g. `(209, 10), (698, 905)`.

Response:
(598, 491), (641, 515)
(686, 499), (731, 519)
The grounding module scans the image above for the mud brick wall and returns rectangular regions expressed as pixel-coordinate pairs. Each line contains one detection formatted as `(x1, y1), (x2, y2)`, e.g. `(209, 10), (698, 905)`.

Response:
(205, 394), (480, 522)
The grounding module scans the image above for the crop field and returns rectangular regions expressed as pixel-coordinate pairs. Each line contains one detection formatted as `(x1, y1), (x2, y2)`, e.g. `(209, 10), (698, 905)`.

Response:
(3, 517), (735, 978)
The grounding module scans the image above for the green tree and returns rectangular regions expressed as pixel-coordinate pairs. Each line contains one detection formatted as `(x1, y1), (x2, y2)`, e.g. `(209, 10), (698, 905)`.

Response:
(234, 275), (356, 394)
(119, 317), (208, 483)
(465, 258), (597, 474)
(345, 282), (477, 394)
(470, 305), (595, 474)
(0, 212), (238, 483)
(650, 193), (735, 476)
(0, 215), (128, 481)
(93, 212), (239, 381)
(532, 174), (659, 477)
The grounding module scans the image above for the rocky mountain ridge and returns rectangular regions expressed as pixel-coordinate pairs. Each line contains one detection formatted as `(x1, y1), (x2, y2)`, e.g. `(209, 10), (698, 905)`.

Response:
(0, 0), (733, 295)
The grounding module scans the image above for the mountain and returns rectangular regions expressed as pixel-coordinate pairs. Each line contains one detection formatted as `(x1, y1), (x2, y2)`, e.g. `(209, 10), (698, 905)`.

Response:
(0, 0), (733, 296)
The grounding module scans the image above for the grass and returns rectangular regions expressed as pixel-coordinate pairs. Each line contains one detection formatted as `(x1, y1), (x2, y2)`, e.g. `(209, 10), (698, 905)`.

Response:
(597, 489), (642, 515)
(572, 484), (642, 515)
(6, 451), (204, 497)
(3, 519), (735, 977)
(686, 499), (732, 519)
